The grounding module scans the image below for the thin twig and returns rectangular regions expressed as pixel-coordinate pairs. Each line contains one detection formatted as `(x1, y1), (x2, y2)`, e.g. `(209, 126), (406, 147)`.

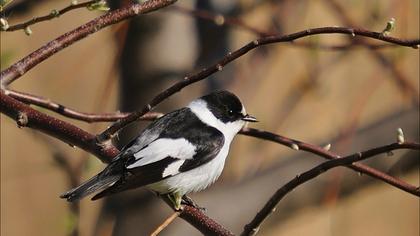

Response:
(6, 89), (162, 122)
(3, 0), (98, 31)
(0, 0), (177, 87)
(150, 212), (181, 236)
(241, 141), (420, 236)
(239, 127), (420, 196)
(95, 26), (420, 142)
(171, 5), (398, 50)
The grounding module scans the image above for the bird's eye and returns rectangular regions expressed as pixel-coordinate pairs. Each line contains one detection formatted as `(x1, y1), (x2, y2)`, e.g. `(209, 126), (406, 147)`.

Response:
(228, 110), (234, 117)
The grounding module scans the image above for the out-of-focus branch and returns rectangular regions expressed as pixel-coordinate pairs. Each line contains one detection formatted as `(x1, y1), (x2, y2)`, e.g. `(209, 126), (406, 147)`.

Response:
(150, 212), (181, 236)
(2, 0), (99, 32)
(0, 0), (177, 87)
(324, 0), (419, 106)
(240, 127), (420, 196)
(6, 89), (161, 122)
(241, 141), (420, 236)
(96, 26), (420, 142)
(171, 5), (399, 50)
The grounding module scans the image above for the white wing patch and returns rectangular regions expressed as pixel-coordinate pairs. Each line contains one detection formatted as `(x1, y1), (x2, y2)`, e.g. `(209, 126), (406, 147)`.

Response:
(162, 160), (185, 177)
(127, 138), (196, 169)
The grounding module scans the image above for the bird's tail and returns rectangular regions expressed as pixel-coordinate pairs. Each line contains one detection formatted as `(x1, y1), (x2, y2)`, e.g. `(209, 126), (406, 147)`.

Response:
(60, 173), (120, 202)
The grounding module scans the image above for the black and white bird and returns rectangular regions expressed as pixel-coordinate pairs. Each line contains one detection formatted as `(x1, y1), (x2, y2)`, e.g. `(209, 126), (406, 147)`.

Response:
(60, 90), (257, 210)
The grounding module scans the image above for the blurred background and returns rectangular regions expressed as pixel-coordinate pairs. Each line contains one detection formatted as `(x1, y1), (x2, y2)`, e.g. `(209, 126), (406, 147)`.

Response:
(1, 0), (419, 235)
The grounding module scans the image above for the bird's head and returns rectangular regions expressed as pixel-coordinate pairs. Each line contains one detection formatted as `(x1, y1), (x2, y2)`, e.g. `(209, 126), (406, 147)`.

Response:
(189, 90), (257, 140)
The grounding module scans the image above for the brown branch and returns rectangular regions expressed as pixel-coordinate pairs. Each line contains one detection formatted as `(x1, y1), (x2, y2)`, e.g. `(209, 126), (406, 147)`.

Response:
(4, 92), (416, 197)
(6, 89), (161, 122)
(171, 5), (399, 50)
(240, 127), (420, 196)
(0, 0), (177, 87)
(5, 91), (416, 197)
(96, 26), (419, 142)
(241, 141), (420, 236)
(0, 91), (119, 162)
(180, 206), (234, 236)
(2, 0), (99, 32)
(0, 91), (232, 235)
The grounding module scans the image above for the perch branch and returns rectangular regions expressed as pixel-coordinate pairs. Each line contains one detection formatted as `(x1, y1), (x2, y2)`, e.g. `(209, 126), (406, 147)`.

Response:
(2, 0), (99, 32)
(241, 141), (420, 235)
(0, 0), (177, 87)
(4, 94), (416, 197)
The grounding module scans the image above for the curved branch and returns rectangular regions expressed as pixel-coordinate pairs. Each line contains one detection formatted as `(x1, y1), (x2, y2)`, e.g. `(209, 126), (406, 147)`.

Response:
(0, 91), (118, 162)
(240, 127), (420, 196)
(0, 0), (177, 87)
(6, 89), (161, 122)
(96, 27), (420, 142)
(171, 6), (399, 50)
(3, 0), (98, 32)
(241, 141), (420, 236)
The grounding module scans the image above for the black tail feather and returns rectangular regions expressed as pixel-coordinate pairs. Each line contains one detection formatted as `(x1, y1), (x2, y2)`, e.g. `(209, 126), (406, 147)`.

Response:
(60, 174), (120, 202)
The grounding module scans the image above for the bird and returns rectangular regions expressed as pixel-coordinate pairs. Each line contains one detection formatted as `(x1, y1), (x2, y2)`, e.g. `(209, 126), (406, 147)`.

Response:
(60, 90), (257, 210)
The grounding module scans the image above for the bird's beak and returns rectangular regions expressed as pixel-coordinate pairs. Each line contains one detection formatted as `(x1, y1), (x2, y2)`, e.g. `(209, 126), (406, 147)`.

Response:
(242, 114), (258, 122)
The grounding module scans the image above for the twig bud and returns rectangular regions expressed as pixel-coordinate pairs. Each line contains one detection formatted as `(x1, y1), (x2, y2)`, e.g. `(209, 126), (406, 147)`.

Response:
(24, 26), (32, 36)
(381, 18), (396, 36)
(50, 9), (60, 18)
(323, 143), (331, 151)
(0, 17), (9, 31)
(87, 0), (110, 11)
(291, 143), (299, 150)
(214, 14), (225, 26)
(17, 112), (28, 128)
(396, 128), (404, 144)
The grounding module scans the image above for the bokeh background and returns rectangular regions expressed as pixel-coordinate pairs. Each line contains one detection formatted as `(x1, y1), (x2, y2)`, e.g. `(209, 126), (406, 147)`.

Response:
(1, 0), (419, 235)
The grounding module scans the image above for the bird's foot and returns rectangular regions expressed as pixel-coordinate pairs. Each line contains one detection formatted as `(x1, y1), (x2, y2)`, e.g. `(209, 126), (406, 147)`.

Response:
(182, 195), (206, 212)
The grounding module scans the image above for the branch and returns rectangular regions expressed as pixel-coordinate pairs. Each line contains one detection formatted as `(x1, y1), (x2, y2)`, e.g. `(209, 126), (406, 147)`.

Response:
(240, 127), (420, 196)
(0, 91), (232, 235)
(0, 0), (177, 87)
(5, 92), (416, 197)
(0, 91), (118, 162)
(241, 141), (420, 236)
(6, 89), (161, 122)
(96, 26), (420, 142)
(2, 0), (99, 32)
(171, 5), (399, 50)
(180, 206), (234, 236)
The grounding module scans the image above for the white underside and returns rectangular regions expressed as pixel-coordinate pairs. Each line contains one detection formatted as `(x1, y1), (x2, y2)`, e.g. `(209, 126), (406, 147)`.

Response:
(147, 145), (228, 195)
(147, 99), (246, 195)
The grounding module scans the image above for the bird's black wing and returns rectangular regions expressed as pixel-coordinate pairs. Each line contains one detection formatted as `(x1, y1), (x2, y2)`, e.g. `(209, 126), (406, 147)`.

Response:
(91, 108), (224, 200)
